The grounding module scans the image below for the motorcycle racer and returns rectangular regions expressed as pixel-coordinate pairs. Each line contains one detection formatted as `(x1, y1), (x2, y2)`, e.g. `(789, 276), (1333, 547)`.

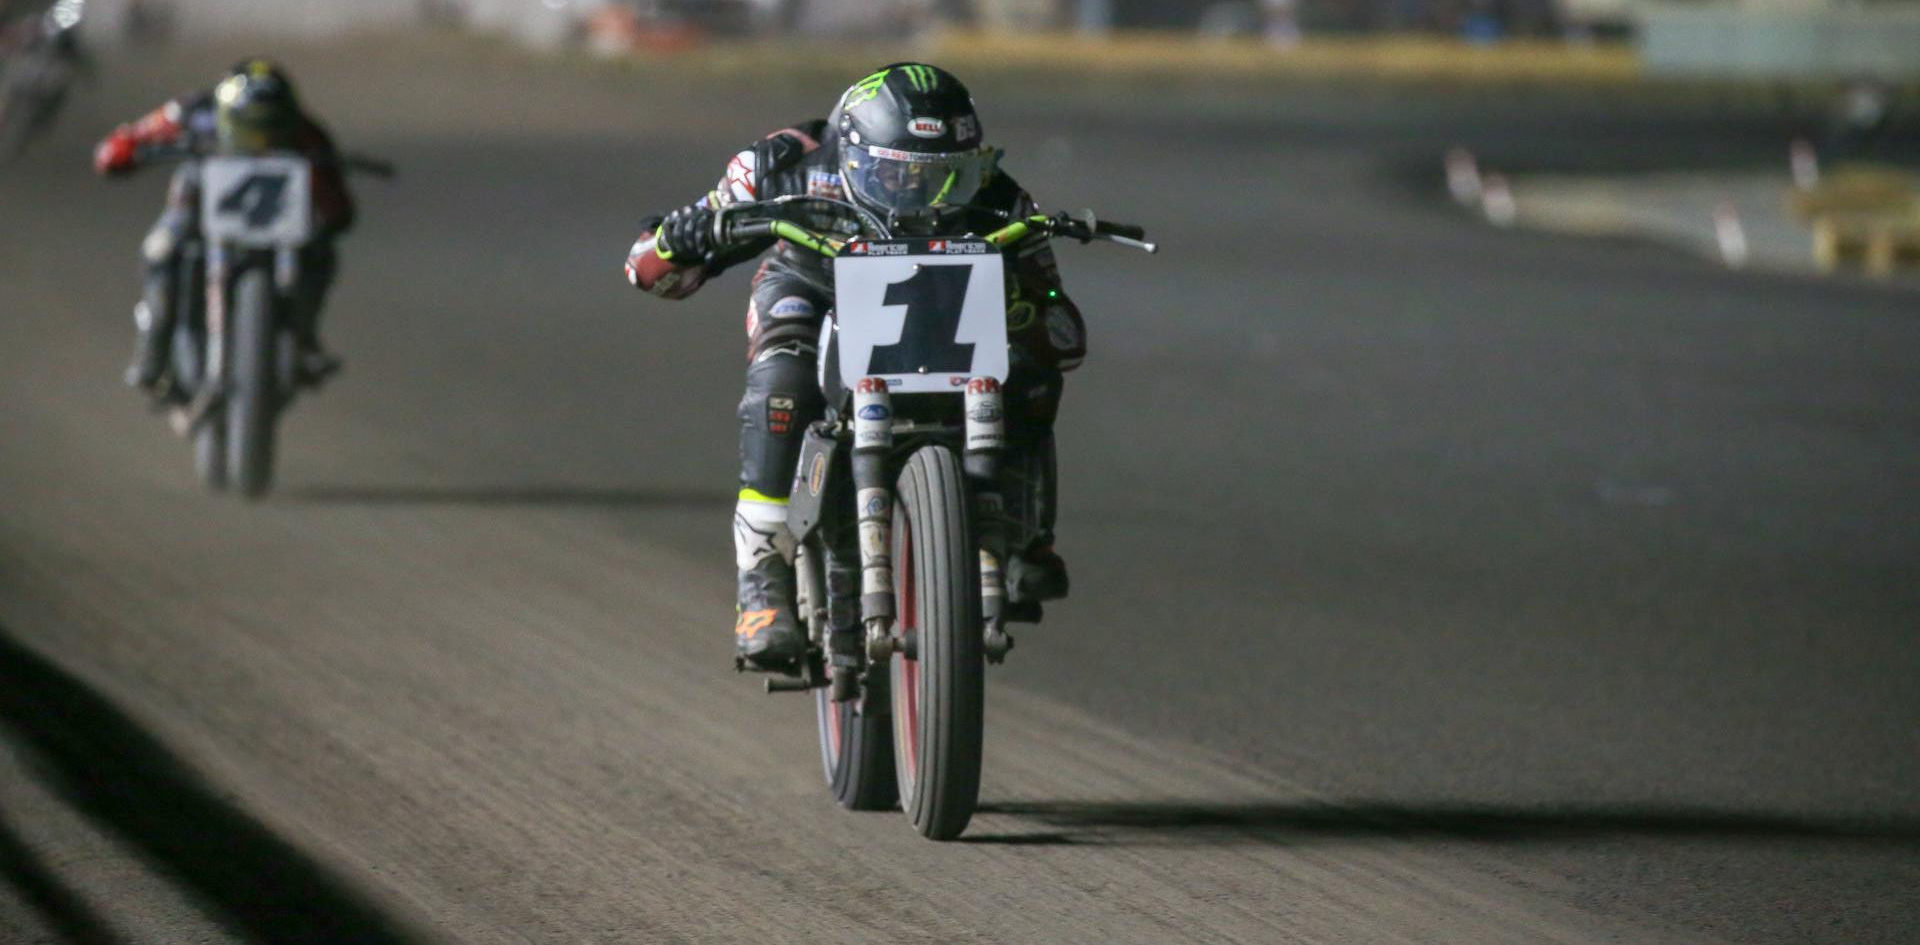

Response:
(94, 57), (354, 399)
(625, 63), (1083, 671)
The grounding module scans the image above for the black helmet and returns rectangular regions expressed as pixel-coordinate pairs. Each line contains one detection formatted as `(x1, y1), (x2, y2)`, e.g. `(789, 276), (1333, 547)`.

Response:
(834, 63), (992, 229)
(214, 58), (300, 154)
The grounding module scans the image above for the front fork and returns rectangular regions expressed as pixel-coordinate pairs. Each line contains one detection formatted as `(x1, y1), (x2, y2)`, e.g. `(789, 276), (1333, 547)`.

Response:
(852, 378), (896, 665)
(965, 377), (1015, 663)
(175, 244), (300, 434)
(851, 376), (1015, 671)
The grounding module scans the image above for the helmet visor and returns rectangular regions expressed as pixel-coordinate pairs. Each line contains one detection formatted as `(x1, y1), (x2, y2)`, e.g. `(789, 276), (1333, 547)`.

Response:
(844, 144), (988, 216)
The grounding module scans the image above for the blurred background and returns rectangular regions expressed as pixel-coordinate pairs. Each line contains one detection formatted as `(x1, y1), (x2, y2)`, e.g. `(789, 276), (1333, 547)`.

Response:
(1, 2), (1916, 945)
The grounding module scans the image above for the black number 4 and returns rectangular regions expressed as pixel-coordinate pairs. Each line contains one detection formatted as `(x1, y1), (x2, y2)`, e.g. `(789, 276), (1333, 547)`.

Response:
(216, 173), (291, 228)
(867, 264), (975, 375)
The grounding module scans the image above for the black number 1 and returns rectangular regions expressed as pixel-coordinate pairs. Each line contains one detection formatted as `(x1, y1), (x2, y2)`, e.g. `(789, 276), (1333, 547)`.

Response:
(216, 173), (291, 228)
(867, 264), (975, 375)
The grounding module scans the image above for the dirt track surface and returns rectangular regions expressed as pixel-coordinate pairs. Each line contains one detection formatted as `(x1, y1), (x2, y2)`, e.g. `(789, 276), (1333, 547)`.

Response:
(2, 34), (1917, 945)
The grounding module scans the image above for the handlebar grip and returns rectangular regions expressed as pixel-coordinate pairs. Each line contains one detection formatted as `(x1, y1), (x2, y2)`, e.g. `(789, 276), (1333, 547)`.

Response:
(726, 219), (776, 242)
(1095, 220), (1147, 241)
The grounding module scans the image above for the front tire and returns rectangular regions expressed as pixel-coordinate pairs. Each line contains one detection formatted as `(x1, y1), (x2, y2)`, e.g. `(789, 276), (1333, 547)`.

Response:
(226, 267), (280, 498)
(194, 421), (227, 491)
(889, 445), (984, 840)
(805, 539), (897, 811)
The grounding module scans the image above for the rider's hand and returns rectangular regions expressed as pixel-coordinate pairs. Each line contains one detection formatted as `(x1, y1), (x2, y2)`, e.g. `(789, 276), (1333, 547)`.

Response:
(94, 131), (136, 176)
(655, 203), (718, 264)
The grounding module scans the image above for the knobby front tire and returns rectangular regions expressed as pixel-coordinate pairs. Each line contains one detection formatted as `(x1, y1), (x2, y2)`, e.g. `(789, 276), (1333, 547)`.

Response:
(889, 444), (984, 841)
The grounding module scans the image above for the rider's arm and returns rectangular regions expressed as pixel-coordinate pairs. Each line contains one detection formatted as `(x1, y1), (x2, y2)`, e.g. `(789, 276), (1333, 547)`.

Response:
(93, 95), (194, 176)
(298, 117), (356, 235)
(625, 123), (824, 299)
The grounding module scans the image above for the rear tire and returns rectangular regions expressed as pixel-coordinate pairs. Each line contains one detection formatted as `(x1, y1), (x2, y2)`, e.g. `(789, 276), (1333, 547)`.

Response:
(889, 445), (983, 840)
(227, 267), (280, 499)
(805, 539), (897, 811)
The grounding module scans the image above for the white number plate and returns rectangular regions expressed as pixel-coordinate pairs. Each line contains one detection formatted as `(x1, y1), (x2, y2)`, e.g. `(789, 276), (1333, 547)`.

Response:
(832, 239), (1007, 394)
(200, 155), (312, 247)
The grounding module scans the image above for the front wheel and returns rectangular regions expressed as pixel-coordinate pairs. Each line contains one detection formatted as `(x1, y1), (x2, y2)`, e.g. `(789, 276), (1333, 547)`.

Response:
(194, 421), (227, 492)
(889, 445), (984, 840)
(804, 538), (897, 811)
(226, 267), (281, 498)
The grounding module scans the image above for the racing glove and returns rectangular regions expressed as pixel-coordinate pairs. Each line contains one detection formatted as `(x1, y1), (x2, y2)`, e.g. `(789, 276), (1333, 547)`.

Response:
(94, 131), (137, 176)
(654, 203), (719, 265)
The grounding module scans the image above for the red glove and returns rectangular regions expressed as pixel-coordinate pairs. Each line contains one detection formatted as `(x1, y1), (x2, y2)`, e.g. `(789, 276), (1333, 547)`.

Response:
(94, 132), (137, 176)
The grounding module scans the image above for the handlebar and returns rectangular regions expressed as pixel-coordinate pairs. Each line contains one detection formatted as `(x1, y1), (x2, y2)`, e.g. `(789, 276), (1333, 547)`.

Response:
(714, 199), (1156, 259)
(987, 211), (1158, 254)
(341, 153), (397, 180)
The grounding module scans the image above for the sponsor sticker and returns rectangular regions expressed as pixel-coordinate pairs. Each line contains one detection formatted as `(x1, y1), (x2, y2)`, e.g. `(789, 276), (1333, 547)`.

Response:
(848, 240), (910, 255)
(857, 403), (890, 421)
(859, 521), (889, 558)
(908, 117), (946, 138)
(805, 170), (842, 197)
(952, 114), (979, 144)
(768, 395), (796, 411)
(968, 402), (1002, 424)
(866, 145), (951, 163)
(807, 452), (828, 496)
(858, 488), (890, 520)
(769, 297), (814, 320)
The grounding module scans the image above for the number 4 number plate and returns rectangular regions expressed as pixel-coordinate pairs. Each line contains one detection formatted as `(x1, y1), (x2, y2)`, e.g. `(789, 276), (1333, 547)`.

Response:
(200, 155), (313, 247)
(832, 239), (1007, 393)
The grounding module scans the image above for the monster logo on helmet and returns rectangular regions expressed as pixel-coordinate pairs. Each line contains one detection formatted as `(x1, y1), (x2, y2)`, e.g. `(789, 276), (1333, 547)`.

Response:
(215, 58), (301, 154)
(835, 63), (993, 231)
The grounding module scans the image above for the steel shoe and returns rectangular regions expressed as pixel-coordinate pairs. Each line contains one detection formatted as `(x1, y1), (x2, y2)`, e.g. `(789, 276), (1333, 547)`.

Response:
(1007, 544), (1070, 604)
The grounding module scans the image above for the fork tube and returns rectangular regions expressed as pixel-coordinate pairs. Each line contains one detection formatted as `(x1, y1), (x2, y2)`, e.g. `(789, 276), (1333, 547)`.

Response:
(965, 378), (1011, 656)
(205, 244), (229, 388)
(852, 378), (895, 657)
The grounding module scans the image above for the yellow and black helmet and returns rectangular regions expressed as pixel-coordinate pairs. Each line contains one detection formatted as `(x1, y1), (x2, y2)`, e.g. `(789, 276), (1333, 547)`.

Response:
(214, 58), (301, 153)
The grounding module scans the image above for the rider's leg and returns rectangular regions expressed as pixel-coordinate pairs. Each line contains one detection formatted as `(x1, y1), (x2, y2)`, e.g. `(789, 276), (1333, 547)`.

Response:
(732, 267), (828, 668)
(125, 164), (198, 393)
(1002, 354), (1070, 604)
(290, 240), (341, 382)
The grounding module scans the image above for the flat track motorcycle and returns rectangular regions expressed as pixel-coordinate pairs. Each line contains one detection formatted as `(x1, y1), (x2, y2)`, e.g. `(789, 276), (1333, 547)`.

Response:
(146, 146), (391, 497)
(718, 197), (1155, 840)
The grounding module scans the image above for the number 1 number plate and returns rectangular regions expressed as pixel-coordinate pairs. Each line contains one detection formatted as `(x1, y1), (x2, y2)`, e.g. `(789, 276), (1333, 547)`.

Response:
(832, 239), (1007, 393)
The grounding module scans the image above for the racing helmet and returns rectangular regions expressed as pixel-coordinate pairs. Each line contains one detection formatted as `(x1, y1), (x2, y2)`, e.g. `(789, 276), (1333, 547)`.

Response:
(214, 58), (300, 154)
(833, 63), (992, 230)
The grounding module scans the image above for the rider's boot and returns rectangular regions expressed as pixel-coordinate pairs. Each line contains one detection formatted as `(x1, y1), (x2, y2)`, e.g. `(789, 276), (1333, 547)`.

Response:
(294, 340), (342, 387)
(122, 294), (179, 402)
(733, 492), (804, 671)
